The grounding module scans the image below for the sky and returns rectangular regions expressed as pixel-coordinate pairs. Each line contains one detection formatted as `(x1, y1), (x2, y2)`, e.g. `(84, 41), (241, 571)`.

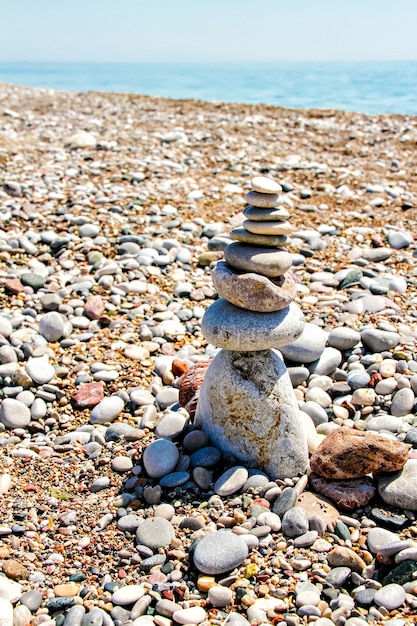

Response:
(1, 0), (417, 63)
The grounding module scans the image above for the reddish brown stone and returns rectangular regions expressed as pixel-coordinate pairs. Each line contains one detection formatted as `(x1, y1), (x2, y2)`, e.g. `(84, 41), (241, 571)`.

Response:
(2, 558), (29, 580)
(369, 372), (383, 387)
(178, 359), (211, 417)
(84, 295), (105, 320)
(310, 473), (377, 511)
(71, 382), (104, 408)
(172, 358), (188, 377)
(5, 278), (24, 294)
(310, 427), (409, 480)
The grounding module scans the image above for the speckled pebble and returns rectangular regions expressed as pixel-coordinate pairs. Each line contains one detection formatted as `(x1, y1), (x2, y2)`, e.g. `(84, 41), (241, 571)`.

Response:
(390, 388), (415, 416)
(282, 507), (309, 538)
(193, 531), (249, 574)
(135, 517), (175, 550)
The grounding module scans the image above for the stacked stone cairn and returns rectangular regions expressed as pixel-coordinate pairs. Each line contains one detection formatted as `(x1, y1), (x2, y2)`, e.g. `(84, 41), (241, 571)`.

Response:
(195, 176), (309, 479)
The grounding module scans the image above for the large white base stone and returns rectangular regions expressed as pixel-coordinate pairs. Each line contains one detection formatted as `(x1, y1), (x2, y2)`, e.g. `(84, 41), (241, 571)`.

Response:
(194, 349), (308, 479)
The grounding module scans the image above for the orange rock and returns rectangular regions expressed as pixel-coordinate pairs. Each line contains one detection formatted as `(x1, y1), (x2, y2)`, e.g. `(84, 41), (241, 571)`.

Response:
(0, 547), (10, 559)
(2, 559), (29, 581)
(172, 358), (188, 377)
(197, 575), (216, 592)
(310, 427), (409, 479)
(258, 584), (270, 596)
(54, 582), (80, 596)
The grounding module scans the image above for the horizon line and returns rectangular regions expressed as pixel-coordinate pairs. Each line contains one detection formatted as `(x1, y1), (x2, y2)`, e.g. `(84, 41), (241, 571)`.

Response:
(2, 59), (417, 65)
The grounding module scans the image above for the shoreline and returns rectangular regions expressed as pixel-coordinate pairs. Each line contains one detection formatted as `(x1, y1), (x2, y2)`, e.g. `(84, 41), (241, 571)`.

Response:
(2, 79), (416, 117)
(2, 59), (417, 116)
(0, 83), (417, 626)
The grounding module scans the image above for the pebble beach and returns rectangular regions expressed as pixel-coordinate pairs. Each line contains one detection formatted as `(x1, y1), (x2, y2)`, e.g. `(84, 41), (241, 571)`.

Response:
(1, 82), (417, 626)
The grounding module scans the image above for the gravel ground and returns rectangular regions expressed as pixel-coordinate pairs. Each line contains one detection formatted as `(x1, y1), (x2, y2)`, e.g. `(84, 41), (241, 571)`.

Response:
(0, 83), (417, 626)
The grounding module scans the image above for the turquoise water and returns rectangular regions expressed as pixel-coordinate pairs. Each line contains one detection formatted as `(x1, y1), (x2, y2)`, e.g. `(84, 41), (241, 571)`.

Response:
(1, 61), (417, 115)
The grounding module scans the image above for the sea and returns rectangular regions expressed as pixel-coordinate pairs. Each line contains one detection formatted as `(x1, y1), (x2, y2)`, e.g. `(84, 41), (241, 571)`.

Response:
(1, 61), (417, 116)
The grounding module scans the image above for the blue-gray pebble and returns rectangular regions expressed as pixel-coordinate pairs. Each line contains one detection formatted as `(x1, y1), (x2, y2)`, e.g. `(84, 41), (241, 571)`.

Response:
(282, 507), (309, 538)
(193, 531), (249, 575)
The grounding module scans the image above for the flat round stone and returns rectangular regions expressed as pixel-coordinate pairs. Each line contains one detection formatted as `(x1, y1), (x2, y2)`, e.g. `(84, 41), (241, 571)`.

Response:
(391, 388), (415, 416)
(230, 227), (289, 247)
(201, 299), (304, 351)
(19, 590), (43, 612)
(135, 517), (175, 550)
(243, 219), (293, 236)
(224, 242), (292, 277)
(39, 311), (65, 342)
(111, 456), (133, 473)
(211, 261), (296, 312)
(243, 205), (290, 221)
(117, 515), (142, 532)
(112, 585), (146, 606)
(373, 583), (406, 610)
(143, 439), (179, 478)
(172, 607), (208, 625)
(327, 327), (361, 351)
(190, 446), (221, 468)
(193, 531), (249, 575)
(251, 176), (282, 194)
(159, 471), (190, 488)
(366, 527), (400, 554)
(245, 190), (280, 208)
(325, 567), (352, 588)
(193, 467), (213, 490)
(378, 459), (417, 510)
(360, 329), (401, 352)
(272, 487), (298, 517)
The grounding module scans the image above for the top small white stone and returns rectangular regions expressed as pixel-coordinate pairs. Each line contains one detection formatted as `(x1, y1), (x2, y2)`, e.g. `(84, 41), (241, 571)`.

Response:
(251, 176), (282, 194)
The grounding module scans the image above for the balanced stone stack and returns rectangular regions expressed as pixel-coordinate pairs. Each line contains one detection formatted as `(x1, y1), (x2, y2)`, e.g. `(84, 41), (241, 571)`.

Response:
(195, 176), (309, 479)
